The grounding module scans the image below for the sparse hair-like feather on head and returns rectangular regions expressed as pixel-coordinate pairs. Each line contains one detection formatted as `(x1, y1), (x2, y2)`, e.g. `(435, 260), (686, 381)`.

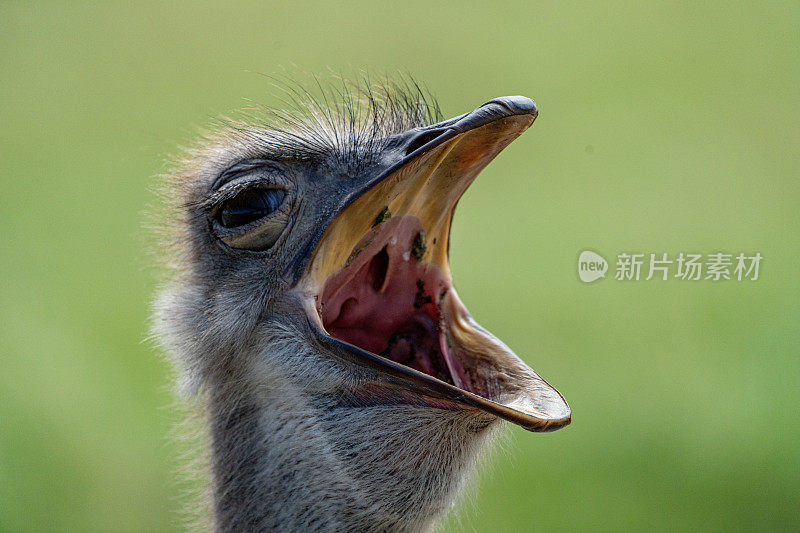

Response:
(220, 74), (442, 170)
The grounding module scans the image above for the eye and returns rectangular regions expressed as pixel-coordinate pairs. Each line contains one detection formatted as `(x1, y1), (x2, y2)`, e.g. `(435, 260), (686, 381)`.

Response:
(216, 188), (285, 229)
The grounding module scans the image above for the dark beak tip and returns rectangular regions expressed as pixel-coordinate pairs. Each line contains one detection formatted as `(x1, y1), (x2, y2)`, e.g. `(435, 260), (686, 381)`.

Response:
(480, 95), (539, 119)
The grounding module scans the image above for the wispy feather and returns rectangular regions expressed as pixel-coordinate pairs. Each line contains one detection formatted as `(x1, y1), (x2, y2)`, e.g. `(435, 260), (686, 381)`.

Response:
(217, 74), (442, 172)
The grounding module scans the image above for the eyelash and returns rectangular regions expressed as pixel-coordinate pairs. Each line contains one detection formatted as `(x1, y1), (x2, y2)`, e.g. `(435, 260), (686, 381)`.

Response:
(208, 173), (281, 210)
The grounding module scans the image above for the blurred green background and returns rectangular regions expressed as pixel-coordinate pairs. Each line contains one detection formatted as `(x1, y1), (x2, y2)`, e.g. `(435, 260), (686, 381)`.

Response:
(1, 1), (798, 531)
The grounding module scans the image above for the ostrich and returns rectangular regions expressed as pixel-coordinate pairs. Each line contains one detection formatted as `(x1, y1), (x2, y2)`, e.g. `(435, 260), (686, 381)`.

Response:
(153, 80), (570, 532)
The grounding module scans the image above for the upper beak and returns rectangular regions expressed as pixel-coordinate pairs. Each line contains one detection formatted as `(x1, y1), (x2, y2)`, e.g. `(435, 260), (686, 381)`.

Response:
(293, 96), (571, 432)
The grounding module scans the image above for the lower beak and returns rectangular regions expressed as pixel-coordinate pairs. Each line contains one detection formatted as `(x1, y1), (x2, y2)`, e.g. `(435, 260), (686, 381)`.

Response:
(294, 96), (570, 432)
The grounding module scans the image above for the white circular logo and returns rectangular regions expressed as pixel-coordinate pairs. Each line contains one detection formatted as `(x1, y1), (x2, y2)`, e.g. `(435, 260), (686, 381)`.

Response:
(578, 250), (608, 282)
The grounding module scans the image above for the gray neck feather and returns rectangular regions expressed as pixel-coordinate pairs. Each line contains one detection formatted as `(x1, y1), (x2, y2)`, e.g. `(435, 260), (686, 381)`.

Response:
(204, 330), (499, 532)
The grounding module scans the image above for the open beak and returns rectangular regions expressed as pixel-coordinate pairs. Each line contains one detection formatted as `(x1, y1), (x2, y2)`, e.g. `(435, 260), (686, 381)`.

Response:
(294, 96), (570, 432)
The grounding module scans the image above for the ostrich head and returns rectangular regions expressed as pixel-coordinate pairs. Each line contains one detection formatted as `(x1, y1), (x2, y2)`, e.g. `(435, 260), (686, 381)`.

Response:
(154, 81), (570, 531)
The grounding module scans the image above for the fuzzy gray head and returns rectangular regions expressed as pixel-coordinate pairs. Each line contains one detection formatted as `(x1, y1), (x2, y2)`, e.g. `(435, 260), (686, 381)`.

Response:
(156, 80), (440, 390)
(153, 78), (569, 531)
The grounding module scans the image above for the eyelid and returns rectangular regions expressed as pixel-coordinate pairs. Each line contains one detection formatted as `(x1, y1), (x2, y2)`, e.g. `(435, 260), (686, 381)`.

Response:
(212, 160), (283, 190)
(219, 209), (290, 250)
(206, 173), (290, 212)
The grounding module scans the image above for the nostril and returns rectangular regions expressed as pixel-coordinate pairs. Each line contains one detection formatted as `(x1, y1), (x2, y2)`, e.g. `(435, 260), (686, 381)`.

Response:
(405, 129), (445, 156)
(369, 246), (390, 291)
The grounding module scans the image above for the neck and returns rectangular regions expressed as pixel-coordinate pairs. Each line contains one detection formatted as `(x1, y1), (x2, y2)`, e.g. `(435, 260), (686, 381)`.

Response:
(204, 336), (500, 532)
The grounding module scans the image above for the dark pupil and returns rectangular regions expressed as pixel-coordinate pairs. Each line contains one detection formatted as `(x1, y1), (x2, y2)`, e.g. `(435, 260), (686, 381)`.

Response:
(218, 189), (285, 228)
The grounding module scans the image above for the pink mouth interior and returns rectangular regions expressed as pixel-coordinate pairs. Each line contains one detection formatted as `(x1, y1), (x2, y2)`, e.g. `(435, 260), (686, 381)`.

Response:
(319, 215), (474, 391)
